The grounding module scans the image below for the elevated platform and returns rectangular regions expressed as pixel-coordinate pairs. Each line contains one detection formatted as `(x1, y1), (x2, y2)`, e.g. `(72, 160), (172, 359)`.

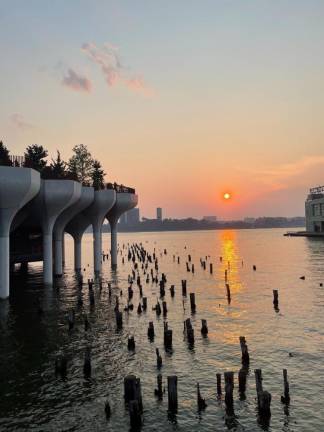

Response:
(284, 231), (324, 237)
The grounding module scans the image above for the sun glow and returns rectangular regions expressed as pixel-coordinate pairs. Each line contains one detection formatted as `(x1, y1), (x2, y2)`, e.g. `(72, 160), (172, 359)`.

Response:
(223, 192), (231, 200)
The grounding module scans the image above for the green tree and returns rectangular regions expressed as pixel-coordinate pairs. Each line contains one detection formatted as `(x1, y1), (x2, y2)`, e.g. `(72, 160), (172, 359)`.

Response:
(67, 144), (93, 184)
(23, 144), (48, 172)
(50, 151), (66, 179)
(0, 141), (13, 166)
(91, 159), (106, 190)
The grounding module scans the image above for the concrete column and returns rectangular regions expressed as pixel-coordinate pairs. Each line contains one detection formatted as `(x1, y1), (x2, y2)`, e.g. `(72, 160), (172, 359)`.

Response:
(43, 231), (53, 285)
(0, 235), (10, 299)
(110, 219), (118, 269)
(0, 167), (40, 299)
(93, 227), (102, 274)
(54, 237), (63, 276)
(74, 234), (82, 271)
(62, 233), (65, 266)
(106, 192), (138, 270)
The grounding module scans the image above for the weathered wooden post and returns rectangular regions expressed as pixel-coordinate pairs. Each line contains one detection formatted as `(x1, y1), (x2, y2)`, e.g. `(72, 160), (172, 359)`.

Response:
(147, 321), (155, 340)
(185, 318), (195, 345)
(128, 336), (135, 350)
(162, 301), (168, 316)
(190, 292), (196, 313)
(142, 297), (147, 310)
(129, 400), (142, 428)
(181, 279), (187, 296)
(273, 290), (279, 309)
(281, 369), (290, 404)
(104, 400), (111, 419)
(216, 373), (222, 397)
(115, 310), (123, 329)
(201, 319), (208, 335)
(239, 336), (250, 365)
(224, 371), (234, 415)
(156, 348), (162, 368)
(197, 383), (207, 410)
(155, 373), (163, 399)
(255, 369), (271, 417)
(210, 263), (213, 274)
(83, 347), (91, 378)
(164, 322), (172, 350)
(238, 368), (247, 395)
(168, 376), (178, 413)
(170, 285), (175, 297)
(226, 284), (231, 303)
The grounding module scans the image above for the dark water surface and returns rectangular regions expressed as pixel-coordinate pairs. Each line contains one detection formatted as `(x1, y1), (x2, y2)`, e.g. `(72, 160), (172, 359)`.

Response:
(1, 228), (323, 431)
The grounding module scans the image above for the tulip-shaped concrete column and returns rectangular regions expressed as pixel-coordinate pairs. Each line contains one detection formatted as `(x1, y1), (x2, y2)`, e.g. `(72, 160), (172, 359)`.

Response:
(65, 187), (94, 272)
(53, 183), (82, 276)
(83, 189), (116, 275)
(30, 180), (80, 285)
(106, 192), (138, 269)
(0, 167), (40, 299)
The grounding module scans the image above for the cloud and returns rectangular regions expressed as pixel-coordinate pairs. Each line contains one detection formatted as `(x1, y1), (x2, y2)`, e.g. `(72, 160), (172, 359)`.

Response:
(62, 68), (92, 92)
(248, 155), (324, 191)
(81, 42), (154, 96)
(10, 113), (34, 130)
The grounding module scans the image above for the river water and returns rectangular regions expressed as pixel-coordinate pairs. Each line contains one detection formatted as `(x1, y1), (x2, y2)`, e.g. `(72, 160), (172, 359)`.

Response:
(0, 228), (323, 431)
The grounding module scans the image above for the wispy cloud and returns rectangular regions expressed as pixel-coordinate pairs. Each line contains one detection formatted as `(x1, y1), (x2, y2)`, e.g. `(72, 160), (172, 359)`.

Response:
(81, 42), (154, 96)
(249, 155), (324, 190)
(62, 68), (92, 92)
(10, 113), (34, 130)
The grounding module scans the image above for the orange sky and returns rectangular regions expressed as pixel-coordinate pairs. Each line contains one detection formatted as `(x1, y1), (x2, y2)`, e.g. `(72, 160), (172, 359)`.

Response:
(1, 1), (324, 219)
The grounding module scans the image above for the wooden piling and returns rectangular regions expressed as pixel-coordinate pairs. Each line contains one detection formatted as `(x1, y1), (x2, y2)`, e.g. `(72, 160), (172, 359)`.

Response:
(216, 373), (222, 397)
(128, 336), (135, 350)
(115, 310), (123, 329)
(156, 348), (162, 368)
(154, 373), (163, 399)
(281, 369), (290, 404)
(190, 292), (196, 313)
(147, 321), (155, 340)
(83, 348), (91, 378)
(224, 371), (234, 415)
(239, 336), (250, 365)
(201, 319), (208, 335)
(238, 368), (247, 395)
(255, 369), (271, 417)
(197, 383), (207, 410)
(167, 376), (178, 412)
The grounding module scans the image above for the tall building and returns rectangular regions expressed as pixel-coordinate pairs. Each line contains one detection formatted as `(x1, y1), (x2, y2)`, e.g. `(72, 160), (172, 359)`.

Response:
(305, 186), (324, 232)
(156, 207), (162, 221)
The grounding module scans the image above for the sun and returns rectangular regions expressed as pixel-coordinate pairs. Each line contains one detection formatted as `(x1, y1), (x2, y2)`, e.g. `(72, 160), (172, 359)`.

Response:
(223, 192), (231, 200)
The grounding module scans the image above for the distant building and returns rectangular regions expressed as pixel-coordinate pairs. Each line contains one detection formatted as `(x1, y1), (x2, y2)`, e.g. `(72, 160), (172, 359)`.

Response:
(305, 186), (324, 232)
(157, 207), (162, 221)
(203, 215), (217, 222)
(127, 207), (140, 225)
(244, 217), (256, 223)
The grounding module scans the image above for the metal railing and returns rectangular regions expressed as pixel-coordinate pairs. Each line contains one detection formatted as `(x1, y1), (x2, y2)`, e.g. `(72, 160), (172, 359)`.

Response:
(106, 182), (135, 194)
(310, 185), (324, 194)
(9, 155), (25, 166)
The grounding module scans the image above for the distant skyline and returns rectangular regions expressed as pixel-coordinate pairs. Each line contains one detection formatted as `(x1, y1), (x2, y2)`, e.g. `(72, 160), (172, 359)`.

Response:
(1, 1), (324, 219)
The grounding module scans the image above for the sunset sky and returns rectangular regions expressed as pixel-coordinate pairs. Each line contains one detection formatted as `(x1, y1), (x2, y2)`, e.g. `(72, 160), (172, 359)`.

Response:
(1, 1), (324, 219)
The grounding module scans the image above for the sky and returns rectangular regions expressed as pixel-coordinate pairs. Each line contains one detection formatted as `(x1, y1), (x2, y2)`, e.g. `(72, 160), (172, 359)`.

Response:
(1, 0), (324, 219)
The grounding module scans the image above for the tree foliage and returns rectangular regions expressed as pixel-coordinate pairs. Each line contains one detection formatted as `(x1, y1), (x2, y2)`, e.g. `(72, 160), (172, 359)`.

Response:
(91, 159), (106, 190)
(0, 141), (13, 166)
(23, 144), (48, 171)
(67, 144), (93, 185)
(42, 150), (67, 179)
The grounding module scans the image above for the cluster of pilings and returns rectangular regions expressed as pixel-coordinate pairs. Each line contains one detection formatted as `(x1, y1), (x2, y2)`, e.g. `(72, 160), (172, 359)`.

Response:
(50, 238), (294, 430)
